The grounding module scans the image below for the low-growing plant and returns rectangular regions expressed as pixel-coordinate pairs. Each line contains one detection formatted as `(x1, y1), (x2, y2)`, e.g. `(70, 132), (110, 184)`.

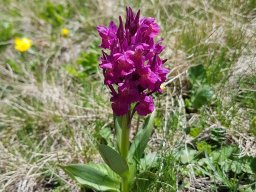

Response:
(40, 1), (73, 28)
(60, 7), (169, 192)
(0, 20), (13, 42)
(64, 42), (100, 79)
(76, 44), (100, 76)
(0, 20), (13, 51)
(175, 128), (256, 191)
(186, 64), (213, 110)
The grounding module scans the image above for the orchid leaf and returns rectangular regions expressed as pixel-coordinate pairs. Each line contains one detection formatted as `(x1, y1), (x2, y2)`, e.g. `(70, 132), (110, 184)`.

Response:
(128, 110), (156, 162)
(60, 163), (120, 191)
(99, 144), (129, 177)
(114, 115), (123, 153)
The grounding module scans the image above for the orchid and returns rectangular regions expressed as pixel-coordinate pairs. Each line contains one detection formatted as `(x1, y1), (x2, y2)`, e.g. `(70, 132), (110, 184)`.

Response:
(61, 7), (169, 192)
(97, 7), (169, 116)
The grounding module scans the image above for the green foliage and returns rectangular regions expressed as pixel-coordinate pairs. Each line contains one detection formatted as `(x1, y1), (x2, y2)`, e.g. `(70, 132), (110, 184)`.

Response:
(186, 64), (213, 110)
(6, 59), (22, 74)
(236, 74), (256, 111)
(132, 152), (177, 192)
(99, 144), (129, 177)
(40, 1), (73, 28)
(190, 85), (213, 109)
(64, 43), (100, 79)
(174, 139), (256, 191)
(189, 127), (202, 137)
(201, 146), (256, 191)
(132, 171), (157, 192)
(196, 141), (212, 154)
(61, 163), (121, 191)
(250, 116), (256, 137)
(0, 20), (13, 51)
(41, 169), (66, 191)
(178, 23), (208, 56)
(63, 64), (80, 77)
(210, 127), (226, 143)
(139, 152), (158, 172)
(178, 22), (243, 85)
(99, 127), (112, 144)
(0, 20), (13, 42)
(188, 64), (206, 83)
(61, 111), (157, 192)
(178, 148), (197, 164)
(76, 49), (100, 76)
(128, 111), (156, 163)
(114, 115), (123, 154)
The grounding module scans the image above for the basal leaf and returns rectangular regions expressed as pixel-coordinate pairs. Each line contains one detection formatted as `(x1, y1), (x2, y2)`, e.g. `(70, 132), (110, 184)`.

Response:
(188, 64), (206, 83)
(61, 163), (120, 191)
(191, 85), (213, 109)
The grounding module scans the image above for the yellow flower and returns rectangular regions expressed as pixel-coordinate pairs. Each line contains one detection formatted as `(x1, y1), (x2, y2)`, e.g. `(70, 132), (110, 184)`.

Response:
(14, 37), (32, 52)
(61, 28), (70, 37)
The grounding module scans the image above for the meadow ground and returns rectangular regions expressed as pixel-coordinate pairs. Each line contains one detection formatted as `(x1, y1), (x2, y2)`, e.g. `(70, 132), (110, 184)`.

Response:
(0, 0), (256, 191)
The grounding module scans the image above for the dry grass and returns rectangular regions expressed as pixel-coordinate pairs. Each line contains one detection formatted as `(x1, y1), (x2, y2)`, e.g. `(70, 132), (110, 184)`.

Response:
(0, 0), (256, 191)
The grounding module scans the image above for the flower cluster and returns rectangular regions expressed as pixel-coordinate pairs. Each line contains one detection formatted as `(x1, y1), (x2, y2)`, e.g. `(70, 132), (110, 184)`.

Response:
(97, 7), (169, 116)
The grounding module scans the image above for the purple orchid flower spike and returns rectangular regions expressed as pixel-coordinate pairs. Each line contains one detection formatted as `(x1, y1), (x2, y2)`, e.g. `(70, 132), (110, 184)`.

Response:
(97, 7), (169, 116)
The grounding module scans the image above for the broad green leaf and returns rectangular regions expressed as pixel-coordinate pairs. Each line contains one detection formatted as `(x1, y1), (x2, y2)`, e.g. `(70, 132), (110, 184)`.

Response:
(219, 146), (237, 161)
(99, 127), (112, 141)
(61, 163), (120, 191)
(180, 148), (197, 164)
(231, 160), (242, 174)
(76, 50), (100, 75)
(128, 110), (156, 162)
(140, 152), (158, 171)
(191, 85), (213, 109)
(189, 127), (202, 137)
(99, 144), (129, 177)
(188, 64), (206, 83)
(196, 141), (212, 154)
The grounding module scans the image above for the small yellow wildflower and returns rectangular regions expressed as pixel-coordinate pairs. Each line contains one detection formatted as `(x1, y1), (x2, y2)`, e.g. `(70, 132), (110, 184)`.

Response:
(61, 28), (70, 37)
(14, 37), (32, 52)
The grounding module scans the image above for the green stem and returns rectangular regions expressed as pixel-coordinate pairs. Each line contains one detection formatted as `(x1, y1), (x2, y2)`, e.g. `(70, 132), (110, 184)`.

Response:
(120, 113), (130, 192)
(122, 176), (129, 192)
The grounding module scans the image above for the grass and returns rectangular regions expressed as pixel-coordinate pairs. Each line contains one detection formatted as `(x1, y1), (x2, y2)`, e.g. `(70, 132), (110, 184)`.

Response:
(0, 0), (256, 191)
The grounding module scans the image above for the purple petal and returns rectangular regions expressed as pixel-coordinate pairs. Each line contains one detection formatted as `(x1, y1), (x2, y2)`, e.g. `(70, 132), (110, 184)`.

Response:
(135, 96), (154, 116)
(111, 95), (130, 116)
